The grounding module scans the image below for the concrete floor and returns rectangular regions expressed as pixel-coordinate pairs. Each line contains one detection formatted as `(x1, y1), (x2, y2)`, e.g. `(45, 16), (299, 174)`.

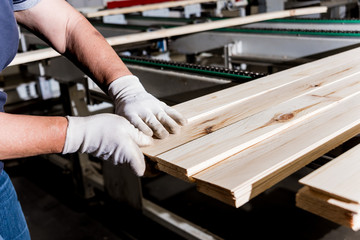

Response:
(5, 156), (360, 240)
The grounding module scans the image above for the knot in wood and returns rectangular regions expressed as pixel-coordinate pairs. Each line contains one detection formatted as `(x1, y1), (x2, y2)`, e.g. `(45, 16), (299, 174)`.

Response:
(205, 126), (214, 134)
(276, 113), (294, 121)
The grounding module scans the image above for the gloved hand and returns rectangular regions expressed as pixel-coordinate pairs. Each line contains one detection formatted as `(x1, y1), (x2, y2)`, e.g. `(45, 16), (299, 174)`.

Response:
(108, 75), (187, 139)
(62, 114), (153, 176)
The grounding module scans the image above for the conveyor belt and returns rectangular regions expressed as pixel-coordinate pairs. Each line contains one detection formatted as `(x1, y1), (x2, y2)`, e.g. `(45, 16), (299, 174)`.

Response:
(120, 55), (267, 81)
(93, 16), (360, 38)
(267, 18), (360, 23)
(215, 27), (360, 37)
(239, 18), (360, 36)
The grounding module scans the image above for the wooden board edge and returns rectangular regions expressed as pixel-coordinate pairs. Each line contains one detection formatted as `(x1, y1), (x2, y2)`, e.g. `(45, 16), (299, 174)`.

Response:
(296, 186), (360, 231)
(156, 163), (195, 183)
(299, 143), (360, 204)
(195, 183), (238, 207)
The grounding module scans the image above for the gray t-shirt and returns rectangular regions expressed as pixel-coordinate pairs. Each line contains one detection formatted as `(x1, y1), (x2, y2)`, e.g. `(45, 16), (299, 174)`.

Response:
(13, 0), (41, 11)
(0, 0), (40, 171)
(0, 0), (40, 71)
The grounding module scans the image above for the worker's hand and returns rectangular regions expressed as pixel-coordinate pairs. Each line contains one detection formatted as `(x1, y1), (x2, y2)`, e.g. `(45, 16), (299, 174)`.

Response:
(108, 75), (187, 139)
(62, 114), (153, 176)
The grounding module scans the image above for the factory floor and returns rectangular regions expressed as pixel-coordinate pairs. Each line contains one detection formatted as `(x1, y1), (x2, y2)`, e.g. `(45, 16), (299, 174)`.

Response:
(5, 158), (183, 240)
(4, 156), (360, 240)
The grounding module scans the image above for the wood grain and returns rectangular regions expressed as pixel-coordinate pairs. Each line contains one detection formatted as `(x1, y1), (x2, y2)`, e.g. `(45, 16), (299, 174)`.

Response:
(193, 91), (360, 207)
(296, 142), (360, 230)
(296, 187), (360, 231)
(299, 143), (360, 204)
(143, 47), (360, 157)
(154, 72), (360, 177)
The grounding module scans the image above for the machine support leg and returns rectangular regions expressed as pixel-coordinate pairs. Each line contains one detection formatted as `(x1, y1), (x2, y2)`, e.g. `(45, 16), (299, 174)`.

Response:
(103, 162), (143, 210)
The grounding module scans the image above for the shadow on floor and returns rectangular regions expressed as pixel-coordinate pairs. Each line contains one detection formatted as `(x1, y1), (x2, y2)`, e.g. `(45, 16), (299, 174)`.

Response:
(5, 157), (184, 240)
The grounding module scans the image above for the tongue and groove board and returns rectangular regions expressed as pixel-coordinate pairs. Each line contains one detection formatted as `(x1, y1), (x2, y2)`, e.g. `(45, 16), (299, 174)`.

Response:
(296, 143), (360, 230)
(155, 74), (360, 178)
(142, 47), (360, 207)
(296, 187), (360, 231)
(194, 93), (360, 207)
(143, 47), (360, 157)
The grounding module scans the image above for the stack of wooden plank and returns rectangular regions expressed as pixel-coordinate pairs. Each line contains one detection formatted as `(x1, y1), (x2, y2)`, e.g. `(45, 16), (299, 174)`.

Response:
(296, 144), (360, 231)
(142, 46), (360, 207)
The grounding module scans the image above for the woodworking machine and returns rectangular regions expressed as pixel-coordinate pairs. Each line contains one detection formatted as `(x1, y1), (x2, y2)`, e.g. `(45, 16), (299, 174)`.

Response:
(2, 1), (360, 239)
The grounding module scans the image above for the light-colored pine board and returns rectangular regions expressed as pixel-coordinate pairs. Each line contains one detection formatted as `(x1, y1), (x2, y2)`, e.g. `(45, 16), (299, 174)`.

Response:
(193, 91), (360, 207)
(142, 47), (360, 157)
(154, 72), (360, 178)
(197, 118), (360, 208)
(296, 186), (360, 231)
(296, 141), (360, 230)
(300, 143), (360, 204)
(85, 0), (218, 18)
(9, 7), (327, 66)
(157, 163), (194, 182)
(9, 48), (61, 67)
(195, 184), (238, 207)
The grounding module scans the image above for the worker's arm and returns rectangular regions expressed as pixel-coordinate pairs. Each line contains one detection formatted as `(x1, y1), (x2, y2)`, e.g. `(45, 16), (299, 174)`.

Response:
(0, 112), (152, 176)
(0, 112), (67, 159)
(14, 0), (186, 139)
(14, 0), (129, 89)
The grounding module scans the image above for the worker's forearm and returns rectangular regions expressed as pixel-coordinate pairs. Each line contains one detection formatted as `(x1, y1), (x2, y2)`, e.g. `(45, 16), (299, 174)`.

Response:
(64, 14), (132, 90)
(0, 113), (67, 159)
(15, 0), (132, 92)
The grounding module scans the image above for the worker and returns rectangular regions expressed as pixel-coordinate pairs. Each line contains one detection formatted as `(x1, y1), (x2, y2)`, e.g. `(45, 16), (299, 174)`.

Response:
(0, 0), (187, 239)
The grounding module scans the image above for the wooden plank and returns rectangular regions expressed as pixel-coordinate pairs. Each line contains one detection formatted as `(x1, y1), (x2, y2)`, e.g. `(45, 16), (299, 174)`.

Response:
(296, 187), (360, 231)
(9, 6), (327, 66)
(193, 91), (360, 207)
(85, 0), (218, 18)
(9, 48), (61, 67)
(296, 141), (360, 230)
(142, 46), (360, 157)
(157, 162), (193, 182)
(299, 143), (360, 204)
(154, 72), (360, 178)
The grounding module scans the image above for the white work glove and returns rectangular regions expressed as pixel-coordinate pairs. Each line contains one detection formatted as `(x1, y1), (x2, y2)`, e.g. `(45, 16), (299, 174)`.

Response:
(62, 114), (153, 176)
(108, 75), (187, 139)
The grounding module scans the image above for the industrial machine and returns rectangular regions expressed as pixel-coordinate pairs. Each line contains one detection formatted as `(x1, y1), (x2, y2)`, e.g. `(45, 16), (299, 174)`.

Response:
(2, 0), (360, 239)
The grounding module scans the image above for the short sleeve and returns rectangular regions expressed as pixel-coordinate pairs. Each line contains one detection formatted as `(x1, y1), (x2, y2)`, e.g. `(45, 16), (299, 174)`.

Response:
(13, 0), (41, 11)
(0, 91), (7, 112)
